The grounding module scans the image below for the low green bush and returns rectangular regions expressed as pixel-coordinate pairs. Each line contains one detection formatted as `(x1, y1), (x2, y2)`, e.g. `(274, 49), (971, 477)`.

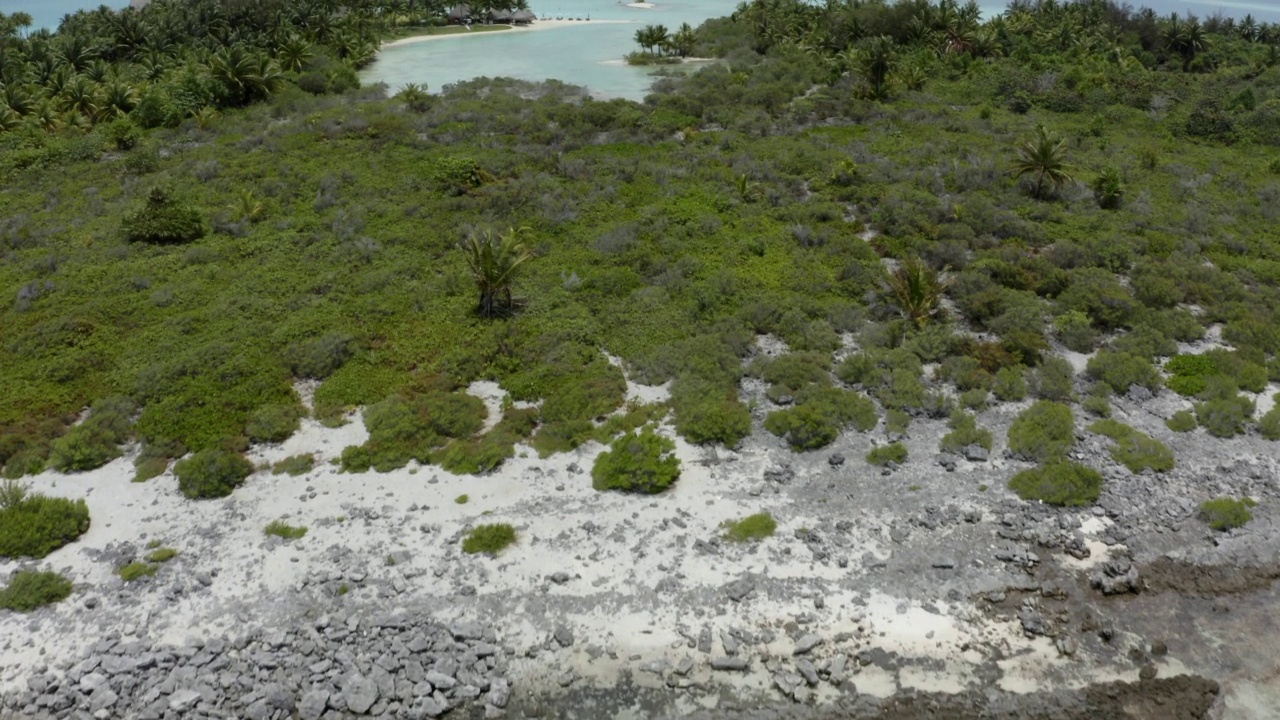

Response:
(939, 356), (992, 392)
(753, 352), (831, 402)
(1007, 401), (1076, 462)
(940, 411), (993, 454)
(1008, 460), (1103, 506)
(885, 408), (910, 435)
(992, 366), (1028, 402)
(438, 406), (540, 474)
(133, 457), (169, 482)
(1053, 310), (1097, 353)
(1165, 353), (1217, 396)
(1088, 420), (1175, 473)
(1199, 497), (1256, 530)
(122, 184), (205, 244)
(0, 570), (73, 612)
(245, 403), (303, 444)
(866, 442), (908, 467)
(1260, 402), (1280, 441)
(1193, 377), (1254, 438)
(1082, 393), (1111, 418)
(462, 523), (516, 554)
(1086, 350), (1160, 394)
(175, 448), (254, 499)
(272, 454), (315, 476)
(264, 520), (307, 539)
(455, 494), (469, 504)
(765, 387), (877, 451)
(1166, 410), (1197, 432)
(723, 512), (777, 542)
(1031, 356), (1075, 402)
(0, 488), (91, 559)
(118, 562), (158, 582)
(592, 426), (680, 494)
(960, 388), (989, 410)
(48, 397), (137, 472)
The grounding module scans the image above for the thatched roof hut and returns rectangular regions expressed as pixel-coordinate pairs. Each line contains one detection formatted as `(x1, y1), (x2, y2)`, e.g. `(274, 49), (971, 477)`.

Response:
(447, 4), (472, 23)
(489, 8), (514, 23)
(512, 9), (536, 24)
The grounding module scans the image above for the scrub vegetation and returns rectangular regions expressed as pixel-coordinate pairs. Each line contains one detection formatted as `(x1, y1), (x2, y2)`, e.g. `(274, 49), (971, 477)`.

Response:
(1, 0), (1280, 508)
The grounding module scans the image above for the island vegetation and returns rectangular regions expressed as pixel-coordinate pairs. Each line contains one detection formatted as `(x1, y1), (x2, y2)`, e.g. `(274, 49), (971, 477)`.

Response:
(0, 0), (1278, 537)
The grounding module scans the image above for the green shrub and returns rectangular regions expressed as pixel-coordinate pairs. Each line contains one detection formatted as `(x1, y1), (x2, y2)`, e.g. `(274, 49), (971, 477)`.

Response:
(960, 388), (989, 410)
(866, 442), (908, 467)
(133, 457), (169, 482)
(1260, 403), (1280, 441)
(1199, 497), (1256, 530)
(107, 118), (143, 150)
(753, 352), (831, 402)
(1088, 420), (1175, 473)
(174, 448), (254, 499)
(1166, 410), (1197, 432)
(1193, 378), (1254, 438)
(0, 491), (91, 559)
(1082, 393), (1111, 418)
(0, 570), (73, 611)
(284, 333), (358, 379)
(264, 520), (307, 539)
(1057, 268), (1134, 330)
(1032, 356), (1075, 402)
(118, 562), (158, 582)
(938, 356), (992, 392)
(885, 408), (910, 434)
(345, 392), (487, 471)
(723, 512), (777, 542)
(1086, 351), (1160, 394)
(765, 387), (876, 451)
(592, 426), (680, 494)
(462, 523), (516, 554)
(272, 454), (315, 476)
(144, 547), (179, 563)
(1164, 353), (1218, 396)
(941, 411), (993, 454)
(245, 403), (302, 444)
(1008, 460), (1103, 506)
(1008, 401), (1076, 462)
(455, 494), (469, 504)
(122, 184), (205, 244)
(48, 396), (137, 472)
(671, 389), (752, 446)
(992, 366), (1028, 402)
(1042, 310), (1098, 358)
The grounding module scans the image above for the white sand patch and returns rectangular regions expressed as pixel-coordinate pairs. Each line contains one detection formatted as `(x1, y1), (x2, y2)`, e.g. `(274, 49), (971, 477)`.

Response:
(466, 380), (509, 433)
(1252, 382), (1279, 417)
(604, 351), (672, 405)
(1059, 347), (1092, 375)
(626, 2), (656, 8)
(754, 334), (790, 358)
(380, 19), (636, 48)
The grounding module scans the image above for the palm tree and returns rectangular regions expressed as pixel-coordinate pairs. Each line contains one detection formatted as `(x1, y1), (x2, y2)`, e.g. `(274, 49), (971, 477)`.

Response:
(460, 227), (534, 319)
(856, 35), (895, 100)
(669, 23), (696, 59)
(884, 257), (950, 328)
(275, 34), (313, 73)
(1011, 125), (1074, 199)
(209, 45), (282, 106)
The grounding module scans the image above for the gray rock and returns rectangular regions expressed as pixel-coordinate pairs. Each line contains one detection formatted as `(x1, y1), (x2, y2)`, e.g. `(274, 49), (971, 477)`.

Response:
(169, 689), (201, 713)
(405, 696), (448, 719)
(724, 578), (754, 602)
(795, 659), (820, 686)
(424, 671), (456, 691)
(263, 683), (294, 711)
(487, 678), (510, 708)
(710, 657), (749, 671)
(553, 626), (574, 648)
(344, 675), (379, 714)
(549, 572), (571, 584)
(100, 656), (135, 675)
(674, 657), (694, 676)
(243, 699), (272, 720)
(78, 673), (108, 694)
(793, 634), (823, 655)
(1019, 608), (1048, 637)
(720, 631), (739, 656)
(963, 444), (989, 462)
(88, 688), (118, 713)
(828, 453), (845, 467)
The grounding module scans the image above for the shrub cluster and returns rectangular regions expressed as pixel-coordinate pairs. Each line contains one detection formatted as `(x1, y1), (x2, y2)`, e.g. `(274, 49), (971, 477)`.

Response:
(0, 486), (91, 559)
(462, 523), (517, 554)
(1199, 497), (1256, 530)
(118, 562), (158, 582)
(723, 512), (777, 542)
(1166, 351), (1269, 397)
(591, 426), (680, 494)
(272, 454), (315, 476)
(1007, 401), (1076, 462)
(1008, 460), (1103, 506)
(1193, 377), (1255, 438)
(1166, 410), (1198, 433)
(174, 448), (254, 499)
(1086, 350), (1160, 395)
(122, 184), (205, 244)
(940, 411), (993, 454)
(245, 403), (304, 444)
(341, 391), (486, 472)
(866, 442), (908, 467)
(47, 397), (137, 472)
(1088, 419), (1175, 473)
(0, 570), (73, 612)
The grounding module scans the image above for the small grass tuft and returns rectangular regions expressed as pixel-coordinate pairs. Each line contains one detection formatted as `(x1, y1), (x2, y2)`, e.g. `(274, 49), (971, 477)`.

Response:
(271, 454), (315, 476)
(0, 570), (73, 611)
(117, 562), (158, 583)
(462, 523), (516, 555)
(455, 494), (469, 504)
(723, 512), (777, 542)
(145, 547), (179, 563)
(264, 520), (308, 540)
(1200, 497), (1256, 531)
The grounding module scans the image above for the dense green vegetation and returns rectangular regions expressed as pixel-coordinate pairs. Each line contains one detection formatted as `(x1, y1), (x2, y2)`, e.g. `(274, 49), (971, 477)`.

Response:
(1088, 418), (1175, 472)
(0, 483), (91, 559)
(0, 569), (73, 611)
(2, 0), (1280, 488)
(1008, 459), (1103, 506)
(592, 426), (681, 494)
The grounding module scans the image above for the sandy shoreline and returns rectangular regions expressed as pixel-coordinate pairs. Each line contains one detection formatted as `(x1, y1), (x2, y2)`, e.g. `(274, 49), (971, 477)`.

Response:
(382, 19), (637, 49)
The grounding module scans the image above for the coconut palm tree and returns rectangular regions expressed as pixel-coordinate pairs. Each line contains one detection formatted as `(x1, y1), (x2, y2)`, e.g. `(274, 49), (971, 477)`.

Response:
(1011, 125), (1074, 199)
(460, 227), (534, 319)
(884, 257), (950, 328)
(855, 35), (895, 100)
(275, 34), (313, 73)
(669, 23), (696, 58)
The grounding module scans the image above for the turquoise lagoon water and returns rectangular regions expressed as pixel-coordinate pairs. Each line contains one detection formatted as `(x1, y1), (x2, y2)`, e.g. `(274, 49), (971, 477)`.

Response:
(361, 0), (1280, 99)
(0, 1), (128, 31)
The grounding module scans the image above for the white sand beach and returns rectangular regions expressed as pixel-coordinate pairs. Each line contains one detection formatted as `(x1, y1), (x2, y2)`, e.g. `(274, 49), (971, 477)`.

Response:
(382, 19), (637, 48)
